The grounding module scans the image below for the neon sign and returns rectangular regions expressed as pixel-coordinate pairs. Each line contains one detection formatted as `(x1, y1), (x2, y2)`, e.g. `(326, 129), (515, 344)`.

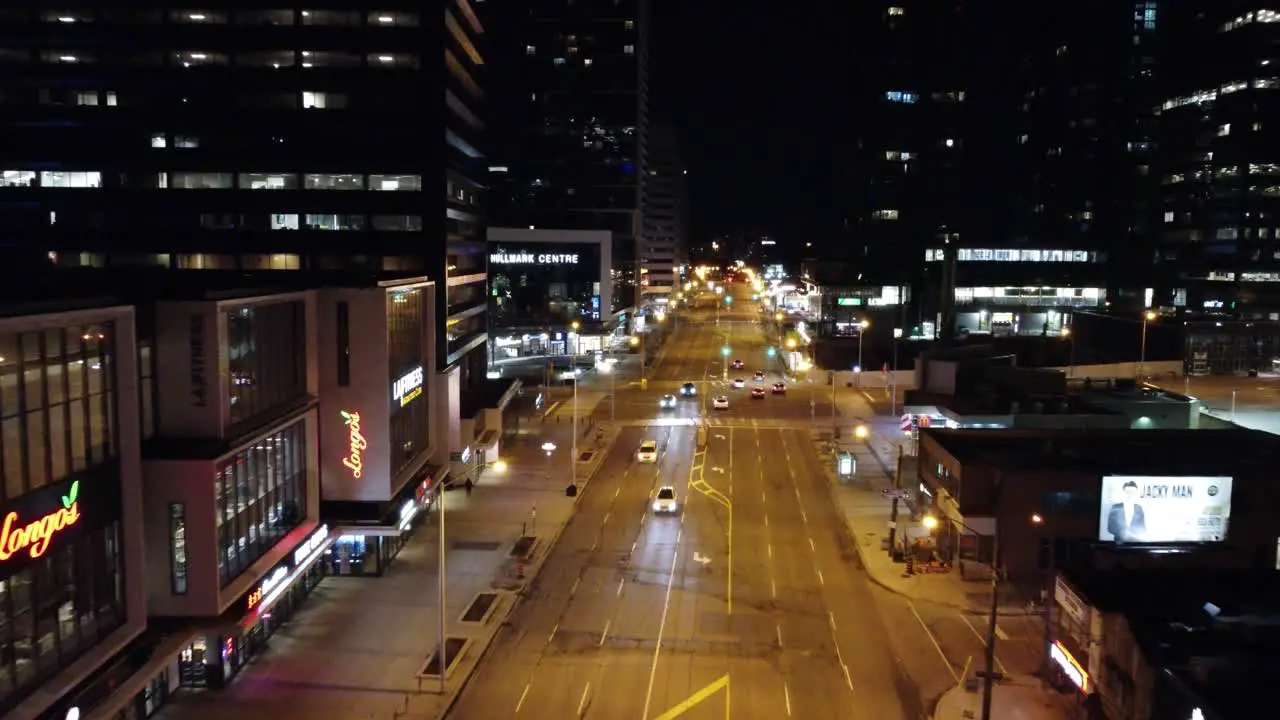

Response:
(392, 366), (424, 407)
(340, 410), (367, 478)
(1049, 640), (1089, 692)
(489, 252), (580, 265)
(247, 566), (287, 611)
(293, 524), (329, 566)
(0, 480), (82, 561)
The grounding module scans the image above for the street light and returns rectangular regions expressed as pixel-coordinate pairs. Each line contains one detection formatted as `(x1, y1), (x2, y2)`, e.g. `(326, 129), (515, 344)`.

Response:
(1062, 327), (1075, 378)
(570, 320), (581, 357)
(925, 511), (1003, 720)
(721, 344), (731, 380)
(856, 320), (869, 388)
(1139, 310), (1157, 381)
(785, 337), (797, 350)
(854, 425), (869, 440)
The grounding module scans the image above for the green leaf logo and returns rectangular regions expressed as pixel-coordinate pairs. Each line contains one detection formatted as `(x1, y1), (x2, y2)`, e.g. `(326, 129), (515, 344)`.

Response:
(61, 480), (80, 509)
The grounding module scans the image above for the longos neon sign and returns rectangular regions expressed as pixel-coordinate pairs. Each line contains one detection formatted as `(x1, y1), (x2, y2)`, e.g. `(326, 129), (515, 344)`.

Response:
(340, 410), (367, 478)
(0, 480), (82, 561)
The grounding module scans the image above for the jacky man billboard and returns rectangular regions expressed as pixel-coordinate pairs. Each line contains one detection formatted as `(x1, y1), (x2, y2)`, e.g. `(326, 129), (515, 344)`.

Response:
(1097, 475), (1232, 544)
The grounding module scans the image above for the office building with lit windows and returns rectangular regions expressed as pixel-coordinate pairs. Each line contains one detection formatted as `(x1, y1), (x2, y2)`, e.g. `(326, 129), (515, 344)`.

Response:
(0, 1), (496, 424)
(641, 125), (687, 301)
(481, 0), (650, 314)
(0, 299), (147, 720)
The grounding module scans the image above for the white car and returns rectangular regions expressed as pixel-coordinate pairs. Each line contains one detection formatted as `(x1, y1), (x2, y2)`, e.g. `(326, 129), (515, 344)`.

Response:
(659, 394), (677, 409)
(732, 378), (745, 389)
(637, 440), (658, 463)
(712, 395), (730, 410)
(652, 486), (679, 514)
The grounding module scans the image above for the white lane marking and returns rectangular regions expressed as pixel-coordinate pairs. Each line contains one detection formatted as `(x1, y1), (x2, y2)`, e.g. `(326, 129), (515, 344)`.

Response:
(794, 487), (801, 500)
(836, 644), (853, 690)
(808, 537), (816, 552)
(761, 491), (766, 503)
(515, 683), (531, 713)
(961, 613), (1009, 676)
(996, 625), (1009, 641)
(767, 543), (773, 559)
(614, 487), (620, 498)
(909, 601), (959, 683)
(776, 624), (783, 647)
(783, 682), (792, 716)
(577, 682), (591, 716)
(548, 623), (558, 644)
(591, 541), (597, 552)
(603, 512), (611, 525)
(800, 509), (808, 524)
(600, 619), (611, 647)
(764, 514), (769, 528)
(828, 611), (837, 631)
(641, 547), (682, 720)
(817, 569), (825, 586)
(676, 529), (682, 543)
(570, 577), (580, 596)
(771, 578), (777, 599)
(617, 578), (625, 596)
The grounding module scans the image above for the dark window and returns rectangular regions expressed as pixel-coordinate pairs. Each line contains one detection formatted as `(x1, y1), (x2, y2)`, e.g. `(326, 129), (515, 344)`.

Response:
(216, 419), (307, 586)
(0, 522), (125, 714)
(225, 301), (307, 428)
(138, 342), (156, 440)
(336, 302), (350, 387)
(169, 503), (187, 594)
(0, 324), (118, 502)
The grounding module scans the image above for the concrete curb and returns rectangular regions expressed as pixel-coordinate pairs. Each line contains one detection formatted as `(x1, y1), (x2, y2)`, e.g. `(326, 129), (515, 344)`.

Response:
(435, 430), (621, 719)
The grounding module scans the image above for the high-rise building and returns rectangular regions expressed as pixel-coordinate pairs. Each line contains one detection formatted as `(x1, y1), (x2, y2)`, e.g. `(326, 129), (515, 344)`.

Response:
(641, 125), (686, 300)
(1154, 6), (1280, 371)
(0, 2), (491, 392)
(482, 0), (650, 314)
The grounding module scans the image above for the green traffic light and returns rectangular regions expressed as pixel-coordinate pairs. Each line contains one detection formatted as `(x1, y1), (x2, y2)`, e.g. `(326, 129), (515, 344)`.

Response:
(767, 347), (777, 357)
(721, 346), (731, 357)
(724, 296), (733, 304)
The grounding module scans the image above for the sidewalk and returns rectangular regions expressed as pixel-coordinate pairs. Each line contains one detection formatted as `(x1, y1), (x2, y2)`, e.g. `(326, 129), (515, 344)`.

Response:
(153, 422), (620, 720)
(816, 392), (1039, 616)
(933, 675), (1074, 720)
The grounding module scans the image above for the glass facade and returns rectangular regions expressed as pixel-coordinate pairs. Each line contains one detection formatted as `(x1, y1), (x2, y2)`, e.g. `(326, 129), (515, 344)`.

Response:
(225, 301), (307, 427)
(0, 325), (117, 502)
(387, 289), (427, 478)
(488, 243), (604, 327)
(0, 522), (125, 715)
(215, 420), (307, 587)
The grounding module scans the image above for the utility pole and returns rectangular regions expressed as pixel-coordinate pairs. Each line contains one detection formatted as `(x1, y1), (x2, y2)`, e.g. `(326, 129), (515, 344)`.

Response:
(437, 484), (446, 694)
(829, 370), (838, 438)
(571, 369), (578, 489)
(980, 473), (1004, 720)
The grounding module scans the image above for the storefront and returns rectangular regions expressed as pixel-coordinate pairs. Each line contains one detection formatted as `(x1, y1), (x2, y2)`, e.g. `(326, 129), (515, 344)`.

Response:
(328, 466), (445, 577)
(174, 523), (332, 689)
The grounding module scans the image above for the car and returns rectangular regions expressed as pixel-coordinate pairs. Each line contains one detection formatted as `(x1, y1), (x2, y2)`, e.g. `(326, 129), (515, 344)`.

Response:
(772, 382), (787, 395)
(751, 387), (766, 399)
(652, 486), (679, 514)
(732, 378), (745, 389)
(637, 440), (658, 463)
(712, 395), (730, 410)
(659, 394), (677, 409)
(731, 359), (744, 370)
(680, 382), (698, 397)
(753, 371), (766, 382)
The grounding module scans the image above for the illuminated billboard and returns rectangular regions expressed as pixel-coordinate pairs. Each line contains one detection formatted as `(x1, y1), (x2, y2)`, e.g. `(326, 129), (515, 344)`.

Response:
(1097, 476), (1232, 544)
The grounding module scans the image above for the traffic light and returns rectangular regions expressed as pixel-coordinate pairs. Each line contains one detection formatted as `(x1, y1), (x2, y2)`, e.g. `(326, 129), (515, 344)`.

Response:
(721, 345), (731, 357)
(767, 347), (777, 358)
(724, 296), (733, 305)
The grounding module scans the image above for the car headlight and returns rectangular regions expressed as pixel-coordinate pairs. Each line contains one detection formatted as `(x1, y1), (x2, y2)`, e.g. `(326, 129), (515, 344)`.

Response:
(653, 502), (662, 511)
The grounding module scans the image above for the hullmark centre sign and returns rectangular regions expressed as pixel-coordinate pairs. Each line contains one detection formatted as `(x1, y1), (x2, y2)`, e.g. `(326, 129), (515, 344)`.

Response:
(490, 251), (580, 265)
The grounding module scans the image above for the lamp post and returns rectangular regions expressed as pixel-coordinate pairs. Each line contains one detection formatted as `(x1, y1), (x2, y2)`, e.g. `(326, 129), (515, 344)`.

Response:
(436, 481), (447, 694)
(571, 367), (578, 490)
(1063, 327), (1075, 378)
(541, 441), (556, 483)
(1032, 510), (1056, 680)
(1139, 310), (1156, 381)
(924, 494), (1003, 720)
(570, 320), (581, 358)
(721, 344), (731, 381)
(855, 320), (869, 388)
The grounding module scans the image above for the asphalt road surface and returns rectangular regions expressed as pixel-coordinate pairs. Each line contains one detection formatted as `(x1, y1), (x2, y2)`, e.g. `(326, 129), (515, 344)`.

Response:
(451, 288), (1042, 719)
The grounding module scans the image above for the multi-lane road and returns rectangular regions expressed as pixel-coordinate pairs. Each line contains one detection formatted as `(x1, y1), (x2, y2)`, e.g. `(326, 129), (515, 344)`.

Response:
(452, 289), (1041, 719)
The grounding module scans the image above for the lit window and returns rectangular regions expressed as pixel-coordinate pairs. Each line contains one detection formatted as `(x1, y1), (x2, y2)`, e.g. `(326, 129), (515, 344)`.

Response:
(304, 173), (364, 190)
(888, 7), (905, 15)
(1164, 211), (1175, 223)
(171, 172), (233, 189)
(170, 10), (227, 24)
(584, 58), (594, 66)
(367, 11), (417, 26)
(151, 134), (167, 148)
(40, 171), (102, 188)
(174, 52), (227, 67)
(303, 91), (346, 109)
(1218, 123), (1231, 136)
(1, 171), (36, 187)
(378, 15), (393, 24)
(526, 45), (536, 55)
(369, 174), (422, 191)
(369, 53), (416, 67)
(885, 90), (918, 104)
(75, 91), (99, 106)
(624, 19), (635, 29)
(1017, 134), (1029, 144)
(945, 138), (955, 148)
(106, 91), (118, 106)
(239, 173), (298, 190)
(175, 136), (200, 148)
(624, 44), (635, 55)
(872, 209), (900, 220)
(554, 57), (566, 66)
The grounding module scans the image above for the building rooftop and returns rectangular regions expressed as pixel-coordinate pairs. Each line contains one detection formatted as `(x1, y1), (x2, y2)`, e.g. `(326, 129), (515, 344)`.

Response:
(0, 267), (434, 318)
(1063, 568), (1280, 720)
(921, 427), (1280, 475)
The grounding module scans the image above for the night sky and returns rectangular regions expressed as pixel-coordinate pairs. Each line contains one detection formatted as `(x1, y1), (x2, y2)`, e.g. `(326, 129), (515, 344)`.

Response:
(651, 1), (847, 251)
